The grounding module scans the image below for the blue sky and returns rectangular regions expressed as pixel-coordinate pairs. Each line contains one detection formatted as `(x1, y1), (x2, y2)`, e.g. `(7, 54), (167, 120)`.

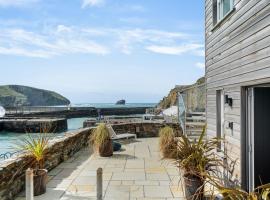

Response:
(0, 0), (205, 103)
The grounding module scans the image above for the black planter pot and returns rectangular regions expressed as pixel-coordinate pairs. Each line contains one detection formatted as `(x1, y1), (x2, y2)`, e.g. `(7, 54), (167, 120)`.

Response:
(184, 174), (204, 200)
(34, 169), (48, 196)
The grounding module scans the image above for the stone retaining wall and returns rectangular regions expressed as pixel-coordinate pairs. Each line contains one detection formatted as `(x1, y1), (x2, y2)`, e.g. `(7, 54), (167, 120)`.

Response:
(0, 128), (93, 200)
(111, 122), (182, 137)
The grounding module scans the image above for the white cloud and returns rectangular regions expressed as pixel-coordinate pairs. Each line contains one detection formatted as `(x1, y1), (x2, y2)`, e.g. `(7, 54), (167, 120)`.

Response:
(0, 25), (203, 58)
(195, 62), (205, 69)
(82, 0), (104, 8)
(145, 44), (204, 56)
(56, 25), (72, 33)
(0, 28), (109, 58)
(0, 0), (39, 7)
(114, 28), (189, 54)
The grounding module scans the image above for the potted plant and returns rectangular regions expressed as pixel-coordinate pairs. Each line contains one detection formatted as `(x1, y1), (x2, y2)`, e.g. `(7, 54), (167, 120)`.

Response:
(17, 133), (50, 196)
(90, 123), (113, 157)
(159, 126), (177, 159)
(175, 127), (220, 200)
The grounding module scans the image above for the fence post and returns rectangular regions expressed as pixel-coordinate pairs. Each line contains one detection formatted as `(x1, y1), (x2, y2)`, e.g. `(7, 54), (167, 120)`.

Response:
(25, 168), (34, 200)
(97, 168), (103, 200)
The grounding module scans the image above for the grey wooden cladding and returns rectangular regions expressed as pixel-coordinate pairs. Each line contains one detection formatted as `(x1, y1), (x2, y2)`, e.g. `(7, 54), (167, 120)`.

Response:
(204, 0), (270, 185)
(206, 0), (266, 51)
(206, 0), (270, 88)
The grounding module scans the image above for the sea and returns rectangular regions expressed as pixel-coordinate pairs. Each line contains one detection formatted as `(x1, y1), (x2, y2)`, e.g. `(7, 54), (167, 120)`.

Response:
(0, 103), (156, 158)
(71, 103), (156, 108)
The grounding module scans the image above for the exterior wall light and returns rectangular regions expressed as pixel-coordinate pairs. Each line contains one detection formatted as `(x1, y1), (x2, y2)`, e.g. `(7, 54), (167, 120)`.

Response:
(225, 95), (233, 107)
(228, 122), (233, 130)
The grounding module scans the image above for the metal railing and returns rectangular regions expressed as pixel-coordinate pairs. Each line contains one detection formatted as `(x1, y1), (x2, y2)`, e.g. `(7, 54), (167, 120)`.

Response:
(178, 92), (186, 133)
(177, 83), (206, 133)
(0, 150), (20, 160)
(180, 83), (206, 113)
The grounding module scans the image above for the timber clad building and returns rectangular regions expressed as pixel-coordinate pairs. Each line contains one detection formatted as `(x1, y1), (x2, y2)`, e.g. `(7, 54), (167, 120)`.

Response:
(205, 0), (270, 191)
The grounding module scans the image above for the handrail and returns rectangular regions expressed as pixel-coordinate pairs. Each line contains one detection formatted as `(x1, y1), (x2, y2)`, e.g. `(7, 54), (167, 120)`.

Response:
(0, 150), (20, 160)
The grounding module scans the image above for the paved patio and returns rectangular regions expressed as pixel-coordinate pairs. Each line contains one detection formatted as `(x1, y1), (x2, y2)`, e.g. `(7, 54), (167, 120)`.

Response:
(17, 138), (185, 200)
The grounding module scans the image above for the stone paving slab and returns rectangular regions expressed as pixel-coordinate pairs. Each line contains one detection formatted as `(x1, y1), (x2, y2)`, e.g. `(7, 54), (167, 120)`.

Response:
(16, 138), (185, 200)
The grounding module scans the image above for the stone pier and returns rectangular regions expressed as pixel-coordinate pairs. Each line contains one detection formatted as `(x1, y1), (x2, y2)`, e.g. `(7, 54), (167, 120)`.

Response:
(0, 118), (67, 133)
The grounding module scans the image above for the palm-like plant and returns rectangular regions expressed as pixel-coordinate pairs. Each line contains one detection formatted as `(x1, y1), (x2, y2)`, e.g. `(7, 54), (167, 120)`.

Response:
(176, 127), (220, 176)
(17, 133), (50, 170)
(212, 183), (270, 200)
(175, 127), (221, 200)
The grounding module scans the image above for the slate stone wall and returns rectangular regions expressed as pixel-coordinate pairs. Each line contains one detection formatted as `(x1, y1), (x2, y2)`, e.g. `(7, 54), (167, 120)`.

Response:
(111, 122), (182, 138)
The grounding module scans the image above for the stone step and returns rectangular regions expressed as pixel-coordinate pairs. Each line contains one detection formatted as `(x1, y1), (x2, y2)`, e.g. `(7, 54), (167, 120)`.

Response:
(185, 122), (205, 127)
(186, 128), (203, 132)
(187, 112), (206, 116)
(186, 116), (206, 121)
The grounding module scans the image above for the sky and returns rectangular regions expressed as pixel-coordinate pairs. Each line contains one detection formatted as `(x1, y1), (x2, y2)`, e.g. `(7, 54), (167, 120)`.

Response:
(0, 0), (205, 104)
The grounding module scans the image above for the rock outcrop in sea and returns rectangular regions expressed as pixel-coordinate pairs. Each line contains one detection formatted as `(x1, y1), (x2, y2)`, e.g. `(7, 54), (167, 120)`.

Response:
(116, 99), (126, 105)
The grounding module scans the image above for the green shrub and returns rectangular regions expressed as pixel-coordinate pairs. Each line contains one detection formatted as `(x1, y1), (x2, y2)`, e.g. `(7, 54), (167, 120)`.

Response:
(159, 126), (177, 159)
(91, 123), (111, 149)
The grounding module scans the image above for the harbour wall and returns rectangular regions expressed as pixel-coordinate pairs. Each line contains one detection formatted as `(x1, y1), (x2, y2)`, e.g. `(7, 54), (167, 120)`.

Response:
(5, 107), (151, 118)
(0, 118), (67, 133)
(0, 128), (93, 200)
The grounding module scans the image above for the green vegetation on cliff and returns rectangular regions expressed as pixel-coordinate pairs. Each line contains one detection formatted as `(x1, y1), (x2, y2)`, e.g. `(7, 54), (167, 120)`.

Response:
(157, 77), (205, 109)
(0, 85), (70, 107)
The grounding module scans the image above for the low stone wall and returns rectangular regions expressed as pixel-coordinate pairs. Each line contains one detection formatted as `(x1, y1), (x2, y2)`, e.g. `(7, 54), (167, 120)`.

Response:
(111, 122), (182, 138)
(0, 128), (93, 200)
(0, 118), (67, 133)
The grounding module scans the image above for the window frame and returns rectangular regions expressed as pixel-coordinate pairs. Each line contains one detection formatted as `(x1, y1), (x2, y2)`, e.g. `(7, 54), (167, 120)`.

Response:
(218, 0), (234, 21)
(213, 0), (234, 26)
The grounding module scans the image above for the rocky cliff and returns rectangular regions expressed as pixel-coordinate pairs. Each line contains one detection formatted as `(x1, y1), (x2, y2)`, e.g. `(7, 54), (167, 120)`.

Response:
(0, 85), (70, 107)
(157, 77), (205, 109)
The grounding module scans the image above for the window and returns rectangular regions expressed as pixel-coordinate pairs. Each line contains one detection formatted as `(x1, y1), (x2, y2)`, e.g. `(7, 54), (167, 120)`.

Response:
(213, 0), (234, 25)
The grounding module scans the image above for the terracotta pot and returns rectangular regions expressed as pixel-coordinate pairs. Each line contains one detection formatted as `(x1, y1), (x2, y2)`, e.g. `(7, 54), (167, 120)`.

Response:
(34, 169), (48, 196)
(184, 174), (204, 200)
(98, 139), (113, 157)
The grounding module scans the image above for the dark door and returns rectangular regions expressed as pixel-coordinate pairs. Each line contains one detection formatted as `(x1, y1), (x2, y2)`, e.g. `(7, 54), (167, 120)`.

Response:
(254, 87), (270, 187)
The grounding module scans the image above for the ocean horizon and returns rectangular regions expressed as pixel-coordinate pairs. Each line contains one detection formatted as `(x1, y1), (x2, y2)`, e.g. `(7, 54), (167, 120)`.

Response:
(71, 103), (156, 108)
